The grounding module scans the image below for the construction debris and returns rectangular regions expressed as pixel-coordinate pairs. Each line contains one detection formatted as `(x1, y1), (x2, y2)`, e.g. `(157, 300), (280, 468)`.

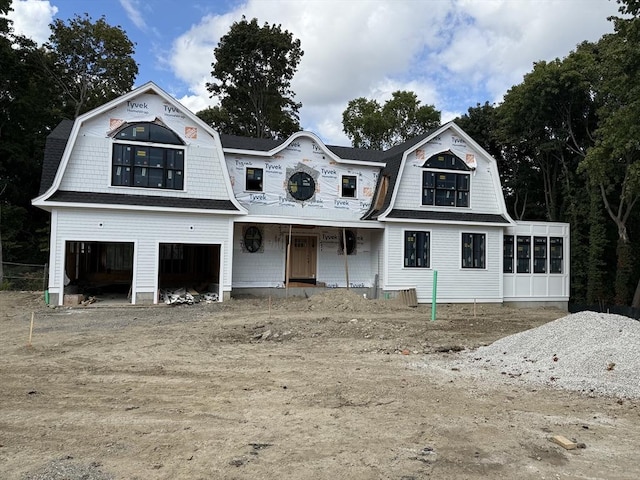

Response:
(160, 287), (219, 305)
(550, 435), (578, 450)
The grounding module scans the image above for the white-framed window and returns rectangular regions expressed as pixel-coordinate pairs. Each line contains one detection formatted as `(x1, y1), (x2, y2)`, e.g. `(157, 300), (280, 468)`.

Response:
(550, 237), (563, 273)
(404, 231), (430, 268)
(503, 235), (514, 273)
(517, 236), (531, 273)
(462, 232), (485, 269)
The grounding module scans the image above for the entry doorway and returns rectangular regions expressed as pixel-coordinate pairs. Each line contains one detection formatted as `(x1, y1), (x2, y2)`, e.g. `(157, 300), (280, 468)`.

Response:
(286, 235), (317, 284)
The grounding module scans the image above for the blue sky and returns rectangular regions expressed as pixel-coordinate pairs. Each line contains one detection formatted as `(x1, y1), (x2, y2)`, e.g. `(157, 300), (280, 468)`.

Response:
(5, 0), (620, 146)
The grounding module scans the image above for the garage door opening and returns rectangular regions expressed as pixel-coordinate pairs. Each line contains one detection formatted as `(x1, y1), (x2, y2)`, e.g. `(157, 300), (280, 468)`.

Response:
(158, 243), (221, 299)
(64, 241), (134, 301)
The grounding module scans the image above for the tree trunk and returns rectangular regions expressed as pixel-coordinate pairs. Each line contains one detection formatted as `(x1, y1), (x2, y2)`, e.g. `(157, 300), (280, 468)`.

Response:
(614, 236), (633, 305)
(0, 200), (4, 286)
(631, 277), (640, 309)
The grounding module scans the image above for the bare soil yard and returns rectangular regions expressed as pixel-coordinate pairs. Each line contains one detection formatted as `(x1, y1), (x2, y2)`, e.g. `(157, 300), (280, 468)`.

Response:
(1, 291), (638, 479)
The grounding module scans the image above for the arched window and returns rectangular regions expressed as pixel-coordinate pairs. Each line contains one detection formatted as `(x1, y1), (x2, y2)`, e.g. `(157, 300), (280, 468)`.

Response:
(111, 122), (185, 190)
(422, 151), (471, 208)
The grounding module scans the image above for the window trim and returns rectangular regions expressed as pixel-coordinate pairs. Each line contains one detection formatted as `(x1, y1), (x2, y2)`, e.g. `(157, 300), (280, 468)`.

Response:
(533, 236), (547, 274)
(403, 230), (431, 268)
(550, 237), (563, 274)
(516, 236), (531, 273)
(462, 232), (486, 269)
(503, 235), (514, 273)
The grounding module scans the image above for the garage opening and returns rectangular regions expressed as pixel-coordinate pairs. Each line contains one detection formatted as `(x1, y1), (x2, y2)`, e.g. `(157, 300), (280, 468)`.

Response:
(64, 241), (134, 300)
(158, 243), (221, 298)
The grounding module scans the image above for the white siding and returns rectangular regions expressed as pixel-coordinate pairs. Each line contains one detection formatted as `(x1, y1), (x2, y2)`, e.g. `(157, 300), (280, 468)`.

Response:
(60, 136), (230, 201)
(49, 208), (235, 304)
(384, 223), (503, 303)
(58, 91), (233, 201)
(393, 130), (502, 214)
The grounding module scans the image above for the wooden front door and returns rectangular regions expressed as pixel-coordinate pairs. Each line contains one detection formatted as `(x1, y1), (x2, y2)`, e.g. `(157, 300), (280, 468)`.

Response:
(287, 235), (317, 283)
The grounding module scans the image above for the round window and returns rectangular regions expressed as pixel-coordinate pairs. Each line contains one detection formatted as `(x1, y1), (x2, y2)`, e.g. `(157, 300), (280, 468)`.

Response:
(340, 229), (357, 255)
(288, 171), (315, 201)
(243, 226), (262, 253)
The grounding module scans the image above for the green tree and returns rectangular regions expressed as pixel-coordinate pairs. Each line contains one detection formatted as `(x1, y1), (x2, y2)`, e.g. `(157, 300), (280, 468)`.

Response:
(342, 91), (440, 150)
(580, 4), (640, 306)
(45, 13), (138, 118)
(204, 16), (303, 139)
(1, 9), (138, 272)
(1, 0), (59, 270)
(455, 102), (544, 220)
(498, 54), (596, 222)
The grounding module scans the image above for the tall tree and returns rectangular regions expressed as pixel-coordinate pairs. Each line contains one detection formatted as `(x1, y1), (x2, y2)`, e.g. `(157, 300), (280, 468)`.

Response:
(45, 13), (138, 118)
(455, 102), (545, 220)
(580, 2), (640, 306)
(205, 16), (303, 139)
(498, 55), (596, 222)
(0, 0), (11, 284)
(342, 91), (440, 150)
(1, 0), (58, 270)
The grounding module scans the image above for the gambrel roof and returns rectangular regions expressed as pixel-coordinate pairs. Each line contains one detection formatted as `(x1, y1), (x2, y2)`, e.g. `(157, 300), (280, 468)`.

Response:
(361, 122), (513, 226)
(34, 83), (512, 226)
(38, 119), (74, 195)
(33, 82), (245, 214)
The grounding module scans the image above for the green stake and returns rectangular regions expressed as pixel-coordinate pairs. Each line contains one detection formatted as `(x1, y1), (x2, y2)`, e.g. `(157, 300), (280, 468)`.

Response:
(431, 270), (438, 321)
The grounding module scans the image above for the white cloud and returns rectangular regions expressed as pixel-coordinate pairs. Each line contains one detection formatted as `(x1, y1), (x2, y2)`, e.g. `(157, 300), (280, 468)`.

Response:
(2, 0), (620, 146)
(164, 0), (618, 145)
(119, 0), (147, 31)
(438, 0), (617, 105)
(4, 0), (56, 45)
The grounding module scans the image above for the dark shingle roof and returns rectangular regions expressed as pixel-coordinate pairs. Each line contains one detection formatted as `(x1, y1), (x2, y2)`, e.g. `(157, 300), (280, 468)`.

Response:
(219, 134), (286, 151)
(220, 133), (387, 163)
(386, 209), (511, 224)
(39, 119), (74, 195)
(49, 191), (240, 212)
(360, 130), (437, 221)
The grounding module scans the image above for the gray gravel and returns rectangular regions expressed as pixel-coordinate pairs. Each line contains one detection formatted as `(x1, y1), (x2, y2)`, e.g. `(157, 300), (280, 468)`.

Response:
(21, 456), (114, 480)
(448, 311), (640, 399)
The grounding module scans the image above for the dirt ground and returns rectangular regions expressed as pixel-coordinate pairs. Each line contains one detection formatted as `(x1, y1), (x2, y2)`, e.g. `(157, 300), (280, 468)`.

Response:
(1, 290), (638, 480)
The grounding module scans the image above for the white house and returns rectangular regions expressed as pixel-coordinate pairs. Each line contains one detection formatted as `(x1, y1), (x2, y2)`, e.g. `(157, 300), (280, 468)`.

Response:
(33, 82), (569, 308)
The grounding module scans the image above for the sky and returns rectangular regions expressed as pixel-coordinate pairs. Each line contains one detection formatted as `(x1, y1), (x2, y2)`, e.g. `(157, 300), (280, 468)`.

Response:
(4, 0), (621, 146)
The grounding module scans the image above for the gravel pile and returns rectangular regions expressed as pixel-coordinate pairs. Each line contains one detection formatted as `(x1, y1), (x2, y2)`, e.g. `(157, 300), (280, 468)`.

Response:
(450, 311), (640, 399)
